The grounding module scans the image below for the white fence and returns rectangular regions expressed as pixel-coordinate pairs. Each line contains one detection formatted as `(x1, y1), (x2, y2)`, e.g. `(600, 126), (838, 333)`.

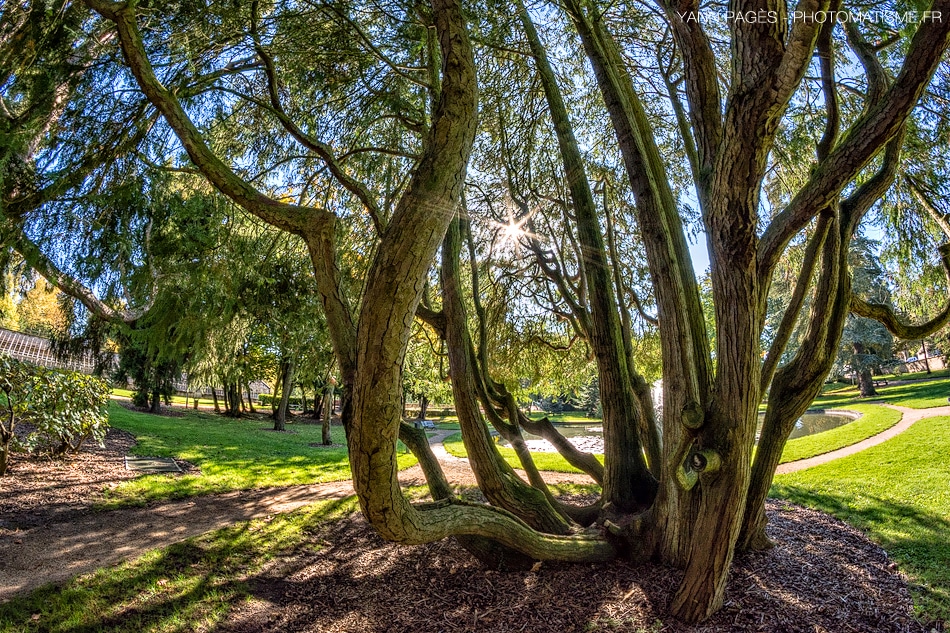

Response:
(0, 327), (110, 375)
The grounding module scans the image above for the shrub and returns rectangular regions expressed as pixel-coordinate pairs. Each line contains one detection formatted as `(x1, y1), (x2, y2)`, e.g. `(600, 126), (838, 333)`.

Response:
(26, 368), (111, 455)
(0, 355), (110, 475)
(258, 393), (306, 408)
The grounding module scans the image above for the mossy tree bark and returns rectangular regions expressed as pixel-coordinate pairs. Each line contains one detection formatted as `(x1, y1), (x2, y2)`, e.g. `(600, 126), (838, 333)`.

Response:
(274, 358), (295, 431)
(78, 0), (950, 623)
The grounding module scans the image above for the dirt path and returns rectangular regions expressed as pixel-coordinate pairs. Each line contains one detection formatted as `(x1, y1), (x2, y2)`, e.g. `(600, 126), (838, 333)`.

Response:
(0, 481), (355, 600)
(3, 406), (947, 604)
(775, 403), (950, 474)
(0, 430), (589, 602)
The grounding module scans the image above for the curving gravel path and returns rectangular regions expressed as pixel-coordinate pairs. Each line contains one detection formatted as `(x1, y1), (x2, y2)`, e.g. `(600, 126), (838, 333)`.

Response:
(775, 403), (950, 474)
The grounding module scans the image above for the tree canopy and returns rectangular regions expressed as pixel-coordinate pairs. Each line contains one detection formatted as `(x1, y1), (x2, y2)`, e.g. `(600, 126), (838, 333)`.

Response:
(4, 0), (950, 622)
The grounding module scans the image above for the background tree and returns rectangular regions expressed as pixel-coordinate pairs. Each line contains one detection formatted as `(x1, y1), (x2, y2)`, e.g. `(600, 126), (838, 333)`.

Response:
(7, 0), (950, 623)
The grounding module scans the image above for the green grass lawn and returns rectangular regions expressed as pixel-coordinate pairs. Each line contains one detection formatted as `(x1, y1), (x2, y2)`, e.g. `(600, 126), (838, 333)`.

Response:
(0, 498), (358, 633)
(881, 368), (949, 382)
(778, 404), (901, 464)
(814, 375), (950, 409)
(773, 415), (950, 626)
(441, 432), (603, 474)
(105, 403), (415, 506)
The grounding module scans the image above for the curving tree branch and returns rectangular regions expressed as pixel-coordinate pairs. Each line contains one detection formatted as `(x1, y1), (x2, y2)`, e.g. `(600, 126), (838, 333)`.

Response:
(1, 220), (154, 324)
(851, 243), (950, 340)
(758, 0), (950, 276)
(249, 0), (387, 234)
(84, 0), (329, 238)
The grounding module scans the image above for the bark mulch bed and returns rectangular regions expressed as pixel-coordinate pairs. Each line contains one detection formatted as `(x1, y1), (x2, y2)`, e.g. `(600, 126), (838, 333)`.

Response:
(220, 500), (931, 633)
(0, 427), (139, 532)
(0, 426), (197, 533)
(0, 420), (937, 632)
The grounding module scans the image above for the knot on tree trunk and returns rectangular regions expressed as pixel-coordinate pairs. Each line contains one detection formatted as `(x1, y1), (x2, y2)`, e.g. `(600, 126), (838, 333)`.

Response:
(676, 447), (723, 491)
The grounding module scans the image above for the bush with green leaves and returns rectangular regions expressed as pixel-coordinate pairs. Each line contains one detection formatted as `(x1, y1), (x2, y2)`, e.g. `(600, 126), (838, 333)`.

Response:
(0, 355), (110, 476)
(258, 393), (306, 408)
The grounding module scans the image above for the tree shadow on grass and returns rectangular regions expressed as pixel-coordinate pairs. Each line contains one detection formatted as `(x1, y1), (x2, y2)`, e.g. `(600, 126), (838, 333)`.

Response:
(773, 484), (950, 629)
(0, 498), (355, 633)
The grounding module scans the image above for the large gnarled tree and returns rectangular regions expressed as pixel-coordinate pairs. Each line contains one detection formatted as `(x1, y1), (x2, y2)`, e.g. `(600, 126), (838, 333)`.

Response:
(6, 0), (950, 623)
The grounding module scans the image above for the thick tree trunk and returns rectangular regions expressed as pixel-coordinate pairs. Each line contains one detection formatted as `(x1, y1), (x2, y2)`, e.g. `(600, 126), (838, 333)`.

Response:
(561, 6), (711, 563)
(670, 268), (760, 622)
(417, 394), (429, 420)
(275, 358), (295, 431)
(223, 382), (241, 417)
(211, 386), (220, 413)
(857, 368), (877, 396)
(322, 384), (333, 445)
(854, 343), (878, 396)
(149, 389), (161, 414)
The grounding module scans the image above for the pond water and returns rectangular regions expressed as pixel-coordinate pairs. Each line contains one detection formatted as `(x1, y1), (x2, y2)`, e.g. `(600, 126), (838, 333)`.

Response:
(508, 411), (855, 454)
(783, 411), (855, 441)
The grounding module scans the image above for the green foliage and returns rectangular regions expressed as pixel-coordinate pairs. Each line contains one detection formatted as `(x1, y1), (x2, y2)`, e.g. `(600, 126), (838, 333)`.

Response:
(0, 355), (109, 475)
(403, 322), (453, 406)
(113, 333), (181, 410)
(13, 276), (68, 338)
(21, 366), (110, 456)
(575, 377), (602, 419)
(774, 415), (950, 625)
(257, 393), (305, 408)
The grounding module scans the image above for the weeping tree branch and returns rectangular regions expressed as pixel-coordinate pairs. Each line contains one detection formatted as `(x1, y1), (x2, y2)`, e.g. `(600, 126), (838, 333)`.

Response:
(249, 0), (386, 234)
(758, 0), (950, 277)
(1, 220), (154, 324)
(84, 0), (327, 238)
(815, 2), (840, 162)
(907, 174), (950, 236)
(851, 244), (950, 339)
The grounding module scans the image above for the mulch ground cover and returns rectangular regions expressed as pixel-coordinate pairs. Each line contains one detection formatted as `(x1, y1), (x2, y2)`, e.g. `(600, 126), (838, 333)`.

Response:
(219, 500), (928, 633)
(0, 413), (937, 632)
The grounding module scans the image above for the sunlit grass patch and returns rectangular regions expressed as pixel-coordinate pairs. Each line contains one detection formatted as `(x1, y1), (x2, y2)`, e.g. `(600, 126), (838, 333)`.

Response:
(813, 376), (950, 409)
(774, 415), (950, 626)
(779, 404), (900, 464)
(104, 403), (415, 506)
